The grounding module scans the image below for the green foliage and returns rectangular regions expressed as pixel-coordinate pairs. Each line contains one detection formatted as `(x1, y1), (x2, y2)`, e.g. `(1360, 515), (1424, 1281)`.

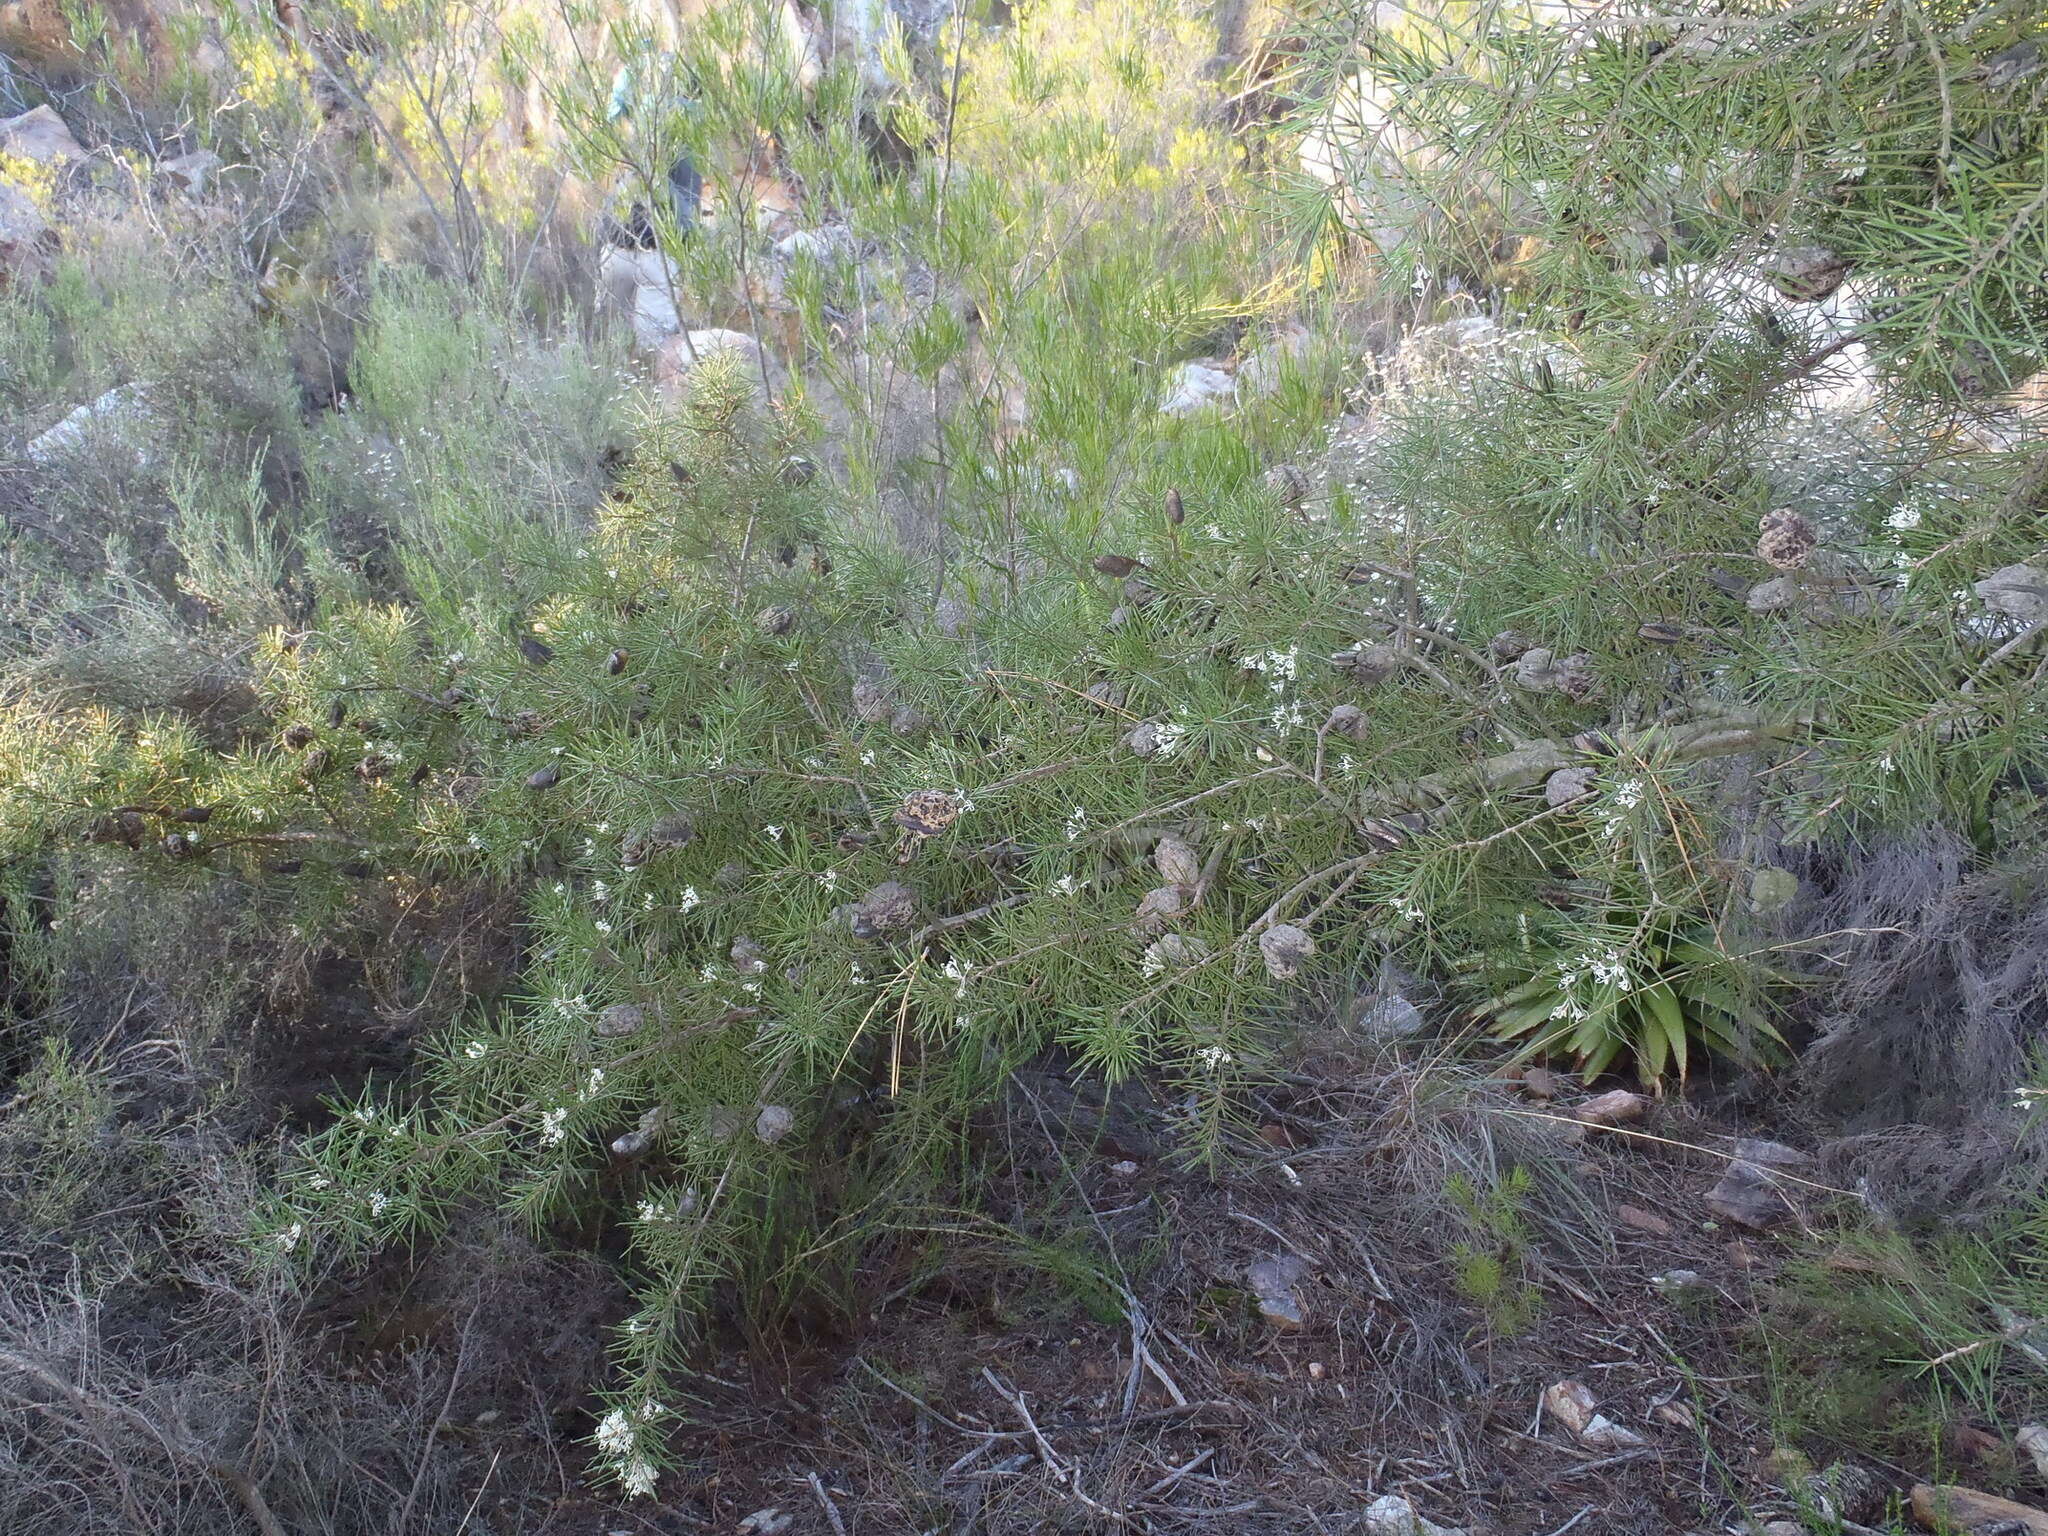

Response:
(1447, 1164), (1543, 1337)
(1479, 908), (1786, 1084)
(1755, 1192), (2048, 1475)
(4, 0), (2048, 1503)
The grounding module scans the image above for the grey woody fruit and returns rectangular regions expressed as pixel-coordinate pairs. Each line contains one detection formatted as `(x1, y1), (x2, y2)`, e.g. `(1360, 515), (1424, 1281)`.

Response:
(1154, 835), (1202, 886)
(1258, 923), (1315, 980)
(596, 1003), (647, 1038)
(1756, 509), (1818, 571)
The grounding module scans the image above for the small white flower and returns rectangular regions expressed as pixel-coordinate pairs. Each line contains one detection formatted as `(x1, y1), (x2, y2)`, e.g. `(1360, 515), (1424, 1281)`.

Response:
(367, 1191), (390, 1217)
(953, 790), (976, 813)
(273, 1222), (304, 1253)
(1886, 507), (1921, 530)
(583, 1068), (606, 1100)
(636, 1198), (670, 1223)
(1051, 875), (1083, 896)
(592, 880), (609, 902)
(764, 825), (784, 842)
(860, 750), (877, 766)
(464, 1040), (487, 1059)
(678, 886), (701, 912)
(594, 919), (613, 935)
(1612, 779), (1645, 810)
(1195, 1045), (1234, 1071)
(698, 964), (719, 983)
(818, 869), (839, 890)
(595, 1409), (635, 1455)
(539, 1107), (569, 1145)
(1394, 900), (1424, 923)
(620, 1458), (659, 1499)
(1064, 807), (1088, 841)
(308, 1176), (332, 1191)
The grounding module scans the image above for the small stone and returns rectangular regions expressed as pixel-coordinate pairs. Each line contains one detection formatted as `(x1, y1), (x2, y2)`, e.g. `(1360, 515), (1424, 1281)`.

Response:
(1705, 1159), (1793, 1229)
(1615, 1203), (1675, 1236)
(1746, 575), (1800, 613)
(1520, 1066), (1564, 1100)
(526, 764), (560, 790)
(1160, 360), (1235, 415)
(1258, 923), (1315, 980)
(1092, 553), (1145, 578)
(1732, 1137), (1810, 1168)
(1359, 992), (1424, 1039)
(1651, 1269), (1712, 1301)
(0, 104), (85, 167)
(2020, 1425), (2048, 1481)
(1247, 1253), (1309, 1329)
(1575, 1089), (1647, 1127)
(755, 605), (795, 636)
(1363, 1492), (1467, 1536)
(159, 148), (222, 193)
(754, 1105), (794, 1143)
(1976, 563), (2048, 626)
(730, 936), (767, 974)
(1108, 1160), (1139, 1179)
(1653, 1401), (1696, 1430)
(1543, 1380), (1645, 1449)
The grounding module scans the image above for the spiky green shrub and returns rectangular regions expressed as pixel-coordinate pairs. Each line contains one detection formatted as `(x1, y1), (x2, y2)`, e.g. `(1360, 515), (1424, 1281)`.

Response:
(6, 0), (2048, 1502)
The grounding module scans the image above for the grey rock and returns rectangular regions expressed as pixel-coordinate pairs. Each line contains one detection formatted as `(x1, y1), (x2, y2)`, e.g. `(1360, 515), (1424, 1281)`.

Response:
(1358, 992), (1425, 1039)
(1248, 1253), (1309, 1328)
(1705, 1159), (1794, 1229)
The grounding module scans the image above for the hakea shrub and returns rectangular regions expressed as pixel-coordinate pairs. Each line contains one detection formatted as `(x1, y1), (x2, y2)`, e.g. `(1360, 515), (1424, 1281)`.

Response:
(7, 346), (2042, 1489)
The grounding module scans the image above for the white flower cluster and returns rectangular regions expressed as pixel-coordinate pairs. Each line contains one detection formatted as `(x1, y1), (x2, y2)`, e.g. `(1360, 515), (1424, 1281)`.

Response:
(1249, 646), (1299, 690)
(1195, 1045), (1235, 1071)
(539, 1107), (569, 1145)
(1150, 720), (1188, 759)
(594, 1402), (667, 1498)
(1064, 806), (1088, 841)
